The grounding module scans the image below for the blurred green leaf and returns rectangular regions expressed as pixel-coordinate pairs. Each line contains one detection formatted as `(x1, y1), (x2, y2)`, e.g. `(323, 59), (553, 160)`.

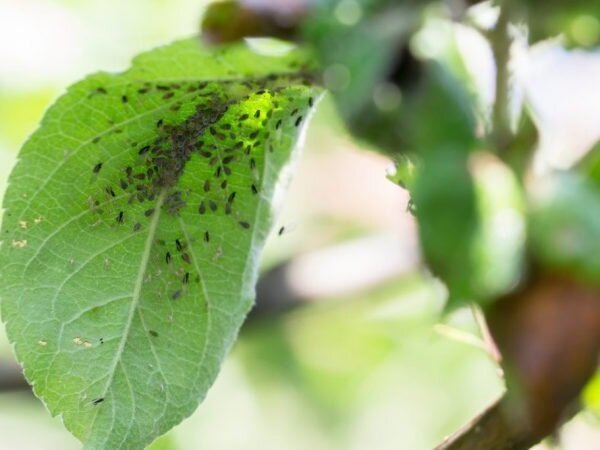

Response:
(529, 172), (600, 283)
(0, 38), (319, 448)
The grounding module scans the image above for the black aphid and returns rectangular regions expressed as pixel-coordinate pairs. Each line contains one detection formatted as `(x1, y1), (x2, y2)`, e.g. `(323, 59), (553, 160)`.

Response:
(295, 116), (303, 127)
(166, 252), (172, 264)
(176, 239), (183, 252)
(122, 95), (128, 103)
(93, 162), (103, 174)
(106, 187), (116, 197)
(138, 88), (149, 94)
(133, 223), (141, 232)
(162, 92), (174, 100)
(149, 330), (159, 337)
(250, 158), (256, 170)
(223, 166), (232, 176)
(221, 180), (228, 189)
(116, 211), (124, 224)
(223, 156), (234, 165)
(92, 136), (101, 144)
(156, 85), (170, 91)
(249, 131), (259, 140)
(309, 97), (314, 107)
(225, 203), (232, 215)
(251, 184), (258, 194)
(255, 110), (261, 119)
(181, 253), (191, 264)
(156, 119), (164, 128)
(183, 272), (190, 284)
(138, 145), (150, 156)
(228, 192), (236, 203)
(92, 398), (105, 406)
(291, 108), (299, 116)
(203, 180), (211, 192)
(144, 208), (155, 217)
(209, 200), (217, 212)
(278, 226), (285, 236)
(239, 114), (249, 121)
(215, 166), (222, 178)
(126, 166), (133, 177)
(204, 231), (210, 243)
(199, 201), (206, 214)
(171, 290), (182, 300)
(245, 145), (252, 155)
(239, 221), (251, 229)
(222, 124), (232, 130)
(276, 119), (282, 129)
(99, 338), (105, 344)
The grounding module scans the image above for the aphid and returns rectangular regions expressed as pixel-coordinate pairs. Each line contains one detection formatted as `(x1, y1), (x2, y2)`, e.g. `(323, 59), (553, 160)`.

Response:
(215, 166), (222, 178)
(254, 110), (261, 119)
(106, 187), (116, 197)
(198, 201), (206, 214)
(170, 103), (181, 112)
(92, 136), (101, 144)
(144, 208), (155, 217)
(156, 85), (170, 91)
(126, 166), (133, 177)
(165, 252), (172, 264)
(222, 124), (232, 130)
(156, 119), (164, 128)
(133, 173), (145, 180)
(183, 272), (190, 284)
(239, 221), (251, 229)
(295, 116), (303, 127)
(233, 141), (244, 150)
(149, 330), (159, 337)
(278, 226), (285, 236)
(122, 95), (128, 103)
(223, 156), (234, 165)
(92, 398), (105, 406)
(276, 119), (282, 129)
(209, 200), (217, 212)
(138, 145), (150, 156)
(251, 184), (258, 194)
(228, 192), (236, 203)
(204, 231), (210, 243)
(133, 223), (141, 232)
(249, 158), (256, 170)
(203, 180), (211, 192)
(291, 108), (299, 116)
(249, 131), (259, 140)
(175, 239), (183, 252)
(221, 180), (228, 190)
(116, 211), (124, 224)
(309, 97), (314, 107)
(209, 127), (217, 136)
(162, 92), (174, 100)
(266, 110), (273, 119)
(225, 203), (232, 215)
(171, 290), (182, 300)
(93, 162), (103, 174)
(200, 150), (212, 158)
(99, 338), (105, 345)
(209, 156), (219, 166)
(223, 166), (232, 176)
(138, 87), (149, 94)
(239, 114), (249, 121)
(245, 145), (252, 155)
(181, 253), (191, 264)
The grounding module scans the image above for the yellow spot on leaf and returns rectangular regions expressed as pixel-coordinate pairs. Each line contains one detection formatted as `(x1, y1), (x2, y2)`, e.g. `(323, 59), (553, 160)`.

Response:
(12, 239), (28, 248)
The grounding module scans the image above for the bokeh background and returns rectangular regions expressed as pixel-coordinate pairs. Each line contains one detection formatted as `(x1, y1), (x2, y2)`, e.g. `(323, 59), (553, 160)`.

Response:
(0, 1), (598, 449)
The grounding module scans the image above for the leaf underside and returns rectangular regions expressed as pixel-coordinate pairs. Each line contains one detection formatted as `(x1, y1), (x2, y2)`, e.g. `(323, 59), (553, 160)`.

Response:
(0, 38), (318, 449)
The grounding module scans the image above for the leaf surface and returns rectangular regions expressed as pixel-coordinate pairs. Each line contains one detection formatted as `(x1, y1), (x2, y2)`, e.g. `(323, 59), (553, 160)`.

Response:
(0, 38), (318, 449)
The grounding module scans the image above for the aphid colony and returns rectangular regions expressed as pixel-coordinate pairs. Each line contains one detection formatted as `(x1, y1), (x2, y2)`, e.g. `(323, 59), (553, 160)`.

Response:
(87, 74), (314, 303)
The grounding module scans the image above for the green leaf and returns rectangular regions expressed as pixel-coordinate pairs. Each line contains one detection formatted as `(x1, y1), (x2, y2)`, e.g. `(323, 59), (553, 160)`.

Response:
(529, 172), (600, 283)
(0, 38), (319, 449)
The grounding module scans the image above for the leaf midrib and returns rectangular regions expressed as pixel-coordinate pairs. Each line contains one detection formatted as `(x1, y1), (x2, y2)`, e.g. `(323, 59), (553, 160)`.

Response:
(85, 190), (167, 441)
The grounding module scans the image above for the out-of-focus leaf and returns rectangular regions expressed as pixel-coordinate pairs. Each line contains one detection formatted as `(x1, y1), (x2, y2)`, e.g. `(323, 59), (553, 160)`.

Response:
(529, 173), (600, 283)
(583, 371), (600, 417)
(522, 0), (600, 47)
(0, 38), (319, 449)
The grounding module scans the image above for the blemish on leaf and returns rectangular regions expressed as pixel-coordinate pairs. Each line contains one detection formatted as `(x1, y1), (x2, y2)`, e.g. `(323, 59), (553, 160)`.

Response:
(92, 398), (105, 406)
(11, 239), (28, 248)
(149, 330), (159, 338)
(38, 340), (48, 347)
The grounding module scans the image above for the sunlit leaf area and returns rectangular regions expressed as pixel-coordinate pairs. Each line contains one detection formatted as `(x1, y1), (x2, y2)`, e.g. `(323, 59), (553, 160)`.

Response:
(0, 1), (599, 449)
